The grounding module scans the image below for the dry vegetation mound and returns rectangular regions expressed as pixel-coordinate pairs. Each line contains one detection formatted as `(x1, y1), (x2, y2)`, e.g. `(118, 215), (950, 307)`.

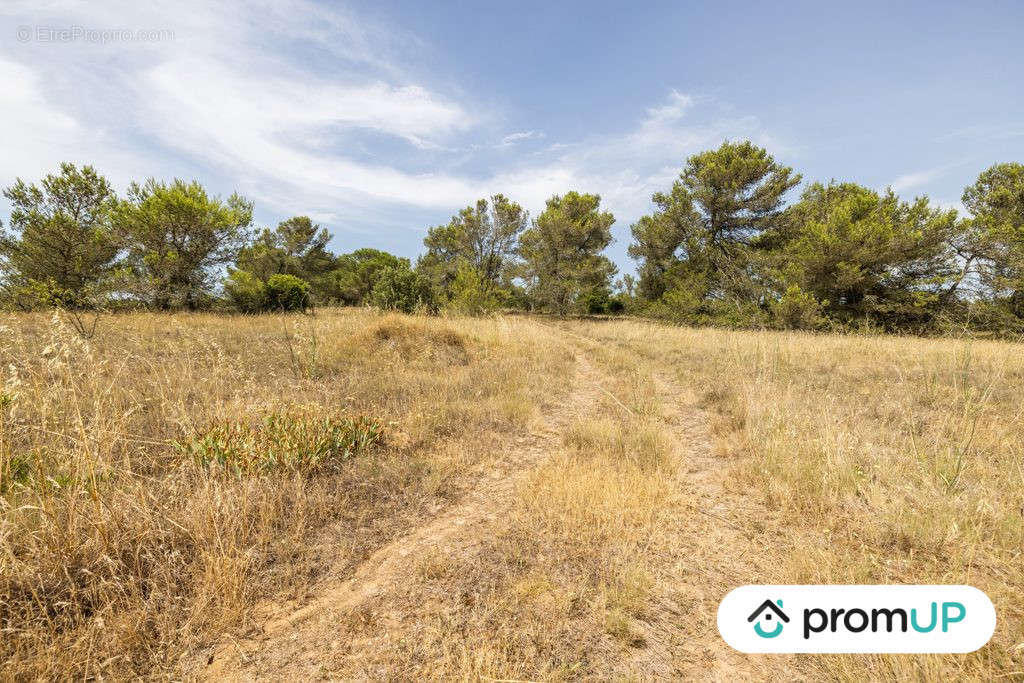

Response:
(360, 316), (471, 366)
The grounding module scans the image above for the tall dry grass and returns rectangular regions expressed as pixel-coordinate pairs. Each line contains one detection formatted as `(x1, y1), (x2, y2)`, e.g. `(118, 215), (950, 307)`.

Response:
(4, 309), (1021, 680)
(571, 318), (1024, 680)
(0, 309), (572, 678)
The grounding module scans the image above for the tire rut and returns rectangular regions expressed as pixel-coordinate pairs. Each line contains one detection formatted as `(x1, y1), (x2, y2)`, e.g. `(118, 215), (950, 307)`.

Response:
(202, 336), (605, 681)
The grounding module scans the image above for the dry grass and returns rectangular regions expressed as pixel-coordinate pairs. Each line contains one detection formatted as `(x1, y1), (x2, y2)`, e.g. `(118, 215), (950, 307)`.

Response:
(0, 309), (572, 678)
(570, 318), (1024, 680)
(314, 341), (683, 680)
(3, 309), (1022, 680)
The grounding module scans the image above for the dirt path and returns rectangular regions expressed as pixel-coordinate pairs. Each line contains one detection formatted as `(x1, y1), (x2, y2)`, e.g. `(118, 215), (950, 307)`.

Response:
(202, 327), (793, 681)
(556, 330), (789, 681)
(629, 369), (786, 680)
(202, 336), (607, 680)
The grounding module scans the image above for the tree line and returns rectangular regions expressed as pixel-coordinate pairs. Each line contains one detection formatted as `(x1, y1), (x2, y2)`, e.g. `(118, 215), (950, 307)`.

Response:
(2, 142), (1023, 334)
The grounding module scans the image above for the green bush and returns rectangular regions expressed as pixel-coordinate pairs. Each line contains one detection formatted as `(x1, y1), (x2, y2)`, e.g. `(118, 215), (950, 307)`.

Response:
(265, 274), (311, 311)
(446, 264), (499, 315)
(0, 277), (110, 311)
(224, 269), (266, 313)
(369, 265), (435, 313)
(579, 285), (611, 314)
(770, 284), (826, 330)
(176, 413), (385, 476)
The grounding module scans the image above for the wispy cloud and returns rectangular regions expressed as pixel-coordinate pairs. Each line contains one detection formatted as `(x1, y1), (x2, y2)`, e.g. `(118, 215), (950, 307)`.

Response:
(937, 123), (1024, 143)
(498, 130), (544, 148)
(0, 2), (787, 240)
(887, 160), (975, 195)
(889, 167), (951, 193)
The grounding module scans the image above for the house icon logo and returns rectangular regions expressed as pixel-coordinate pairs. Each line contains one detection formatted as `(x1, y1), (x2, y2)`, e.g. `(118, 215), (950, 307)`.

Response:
(748, 599), (789, 638)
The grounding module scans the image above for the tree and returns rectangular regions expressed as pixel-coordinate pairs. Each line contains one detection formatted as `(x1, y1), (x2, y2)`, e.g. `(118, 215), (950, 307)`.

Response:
(114, 179), (253, 310)
(630, 141), (800, 309)
(962, 162), (1024, 315)
(770, 182), (963, 329)
(419, 194), (528, 295)
(0, 163), (120, 309)
(628, 181), (699, 300)
(368, 263), (435, 313)
(446, 262), (500, 315)
(224, 268), (266, 313)
(235, 216), (335, 295)
(518, 191), (616, 315)
(264, 274), (311, 312)
(328, 248), (406, 305)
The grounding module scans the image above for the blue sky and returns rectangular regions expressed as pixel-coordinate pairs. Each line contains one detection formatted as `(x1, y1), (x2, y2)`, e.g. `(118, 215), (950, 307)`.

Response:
(2, 0), (1022, 274)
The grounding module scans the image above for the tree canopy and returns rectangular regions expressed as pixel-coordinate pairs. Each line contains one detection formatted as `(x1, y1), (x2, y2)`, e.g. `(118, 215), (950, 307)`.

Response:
(768, 182), (963, 329)
(518, 191), (616, 314)
(6, 152), (1024, 334)
(0, 163), (120, 308)
(419, 194), (528, 302)
(962, 163), (1024, 315)
(113, 179), (253, 310)
(630, 141), (801, 314)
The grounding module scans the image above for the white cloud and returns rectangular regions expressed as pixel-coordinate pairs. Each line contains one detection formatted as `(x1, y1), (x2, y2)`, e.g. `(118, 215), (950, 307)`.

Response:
(889, 166), (950, 193)
(491, 90), (770, 223)
(0, 2), (787, 245)
(887, 160), (976, 197)
(0, 58), (80, 181)
(498, 130), (544, 147)
(144, 57), (472, 152)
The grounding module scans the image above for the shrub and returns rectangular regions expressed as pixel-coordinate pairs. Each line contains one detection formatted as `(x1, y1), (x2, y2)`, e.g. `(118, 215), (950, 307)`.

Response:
(176, 413), (385, 476)
(369, 265), (435, 313)
(224, 269), (266, 313)
(579, 286), (611, 314)
(0, 277), (111, 312)
(446, 264), (499, 315)
(771, 284), (826, 330)
(265, 274), (311, 312)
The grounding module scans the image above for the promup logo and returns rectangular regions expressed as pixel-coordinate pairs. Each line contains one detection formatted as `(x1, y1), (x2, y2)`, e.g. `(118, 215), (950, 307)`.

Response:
(718, 585), (996, 654)
(748, 599), (789, 638)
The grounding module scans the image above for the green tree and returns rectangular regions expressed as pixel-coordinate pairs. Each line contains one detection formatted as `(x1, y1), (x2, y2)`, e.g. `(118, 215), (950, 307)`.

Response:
(630, 141), (800, 310)
(419, 194), (528, 295)
(235, 216), (335, 296)
(224, 268), (266, 313)
(628, 182), (699, 300)
(518, 191), (616, 315)
(328, 248), (407, 305)
(771, 182), (963, 329)
(114, 179), (253, 310)
(0, 163), (120, 309)
(264, 273), (311, 312)
(962, 162), (1024, 315)
(368, 263), (435, 313)
(446, 262), (500, 315)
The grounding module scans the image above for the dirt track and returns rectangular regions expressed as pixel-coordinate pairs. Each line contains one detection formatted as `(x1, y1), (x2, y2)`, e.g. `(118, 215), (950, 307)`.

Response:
(202, 327), (788, 681)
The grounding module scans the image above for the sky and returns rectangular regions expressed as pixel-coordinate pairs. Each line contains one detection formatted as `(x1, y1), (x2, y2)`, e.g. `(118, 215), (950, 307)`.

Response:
(2, 0), (1023, 274)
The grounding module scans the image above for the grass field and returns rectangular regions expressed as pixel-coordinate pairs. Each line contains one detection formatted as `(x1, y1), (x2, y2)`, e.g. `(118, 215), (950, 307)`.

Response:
(1, 309), (1021, 680)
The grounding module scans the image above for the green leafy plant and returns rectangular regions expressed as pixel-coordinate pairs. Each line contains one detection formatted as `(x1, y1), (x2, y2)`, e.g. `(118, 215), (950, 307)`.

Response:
(369, 265), (435, 313)
(264, 273), (311, 312)
(223, 268), (266, 313)
(446, 263), (500, 315)
(176, 413), (385, 476)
